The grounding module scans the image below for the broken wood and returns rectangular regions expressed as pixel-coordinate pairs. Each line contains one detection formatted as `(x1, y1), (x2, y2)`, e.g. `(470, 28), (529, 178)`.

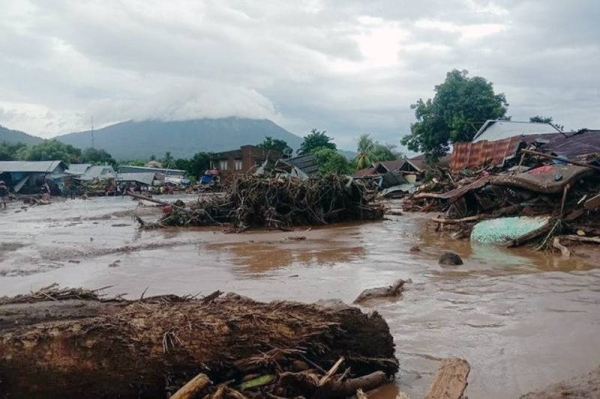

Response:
(520, 149), (600, 173)
(552, 237), (571, 257)
(431, 215), (485, 225)
(584, 193), (600, 209)
(425, 358), (470, 399)
(171, 373), (211, 399)
(318, 357), (345, 387)
(354, 279), (409, 304)
(0, 288), (398, 398)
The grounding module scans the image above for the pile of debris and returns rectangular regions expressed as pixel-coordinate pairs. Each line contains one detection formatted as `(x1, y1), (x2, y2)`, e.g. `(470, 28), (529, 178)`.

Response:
(136, 174), (384, 230)
(0, 286), (398, 398)
(403, 137), (600, 251)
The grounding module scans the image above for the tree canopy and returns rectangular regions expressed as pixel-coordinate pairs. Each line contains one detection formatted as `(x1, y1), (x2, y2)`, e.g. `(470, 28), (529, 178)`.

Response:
(80, 148), (116, 166)
(0, 142), (27, 161)
(529, 115), (564, 131)
(258, 136), (292, 157)
(312, 147), (352, 175)
(18, 140), (82, 164)
(354, 134), (400, 170)
(401, 69), (509, 160)
(298, 129), (336, 155)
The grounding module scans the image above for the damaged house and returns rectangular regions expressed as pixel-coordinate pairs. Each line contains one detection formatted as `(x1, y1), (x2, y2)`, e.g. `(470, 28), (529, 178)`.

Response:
(0, 161), (67, 193)
(210, 145), (282, 183)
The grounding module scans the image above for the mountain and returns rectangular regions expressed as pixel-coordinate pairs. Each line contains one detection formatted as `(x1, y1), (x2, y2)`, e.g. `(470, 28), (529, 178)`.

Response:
(56, 118), (304, 160)
(0, 125), (43, 145)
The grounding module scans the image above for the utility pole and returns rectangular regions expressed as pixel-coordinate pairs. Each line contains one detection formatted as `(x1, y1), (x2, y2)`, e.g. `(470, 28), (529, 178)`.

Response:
(91, 116), (95, 149)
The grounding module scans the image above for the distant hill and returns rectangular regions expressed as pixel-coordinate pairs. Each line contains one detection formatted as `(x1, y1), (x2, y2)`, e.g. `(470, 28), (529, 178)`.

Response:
(56, 118), (304, 160)
(0, 125), (43, 145)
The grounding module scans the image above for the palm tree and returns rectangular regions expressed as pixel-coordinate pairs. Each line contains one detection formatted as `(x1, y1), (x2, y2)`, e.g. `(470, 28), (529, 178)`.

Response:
(355, 134), (375, 170)
(164, 151), (173, 169)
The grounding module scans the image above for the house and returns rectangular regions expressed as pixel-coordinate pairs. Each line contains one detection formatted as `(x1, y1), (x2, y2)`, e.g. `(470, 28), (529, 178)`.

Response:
(274, 154), (319, 179)
(451, 127), (600, 171)
(67, 164), (116, 181)
(118, 165), (185, 178)
(0, 161), (67, 193)
(117, 172), (157, 187)
(210, 145), (282, 182)
(353, 159), (423, 187)
(473, 120), (561, 142)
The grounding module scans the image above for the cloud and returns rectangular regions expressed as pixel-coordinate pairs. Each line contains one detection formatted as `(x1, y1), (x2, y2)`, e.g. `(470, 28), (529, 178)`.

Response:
(0, 0), (598, 148)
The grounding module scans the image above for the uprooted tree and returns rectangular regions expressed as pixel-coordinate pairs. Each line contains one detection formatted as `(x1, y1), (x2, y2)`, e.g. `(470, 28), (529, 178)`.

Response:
(0, 286), (399, 398)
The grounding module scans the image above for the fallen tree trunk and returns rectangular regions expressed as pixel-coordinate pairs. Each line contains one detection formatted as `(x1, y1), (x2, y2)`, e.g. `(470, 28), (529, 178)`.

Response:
(0, 288), (398, 399)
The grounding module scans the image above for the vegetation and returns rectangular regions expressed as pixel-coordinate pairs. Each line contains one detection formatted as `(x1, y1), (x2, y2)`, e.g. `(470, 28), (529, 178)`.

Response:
(530, 115), (564, 131)
(313, 147), (352, 175)
(81, 148), (117, 166)
(298, 129), (337, 155)
(173, 152), (212, 180)
(258, 136), (292, 157)
(401, 69), (509, 161)
(354, 134), (401, 170)
(17, 140), (82, 164)
(0, 142), (27, 161)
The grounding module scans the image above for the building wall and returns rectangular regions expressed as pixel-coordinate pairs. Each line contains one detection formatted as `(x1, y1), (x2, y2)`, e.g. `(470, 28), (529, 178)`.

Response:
(212, 145), (282, 183)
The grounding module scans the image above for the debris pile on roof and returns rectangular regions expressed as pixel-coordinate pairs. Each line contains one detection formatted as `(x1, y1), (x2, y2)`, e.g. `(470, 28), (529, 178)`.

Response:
(402, 130), (600, 251)
(139, 174), (384, 230)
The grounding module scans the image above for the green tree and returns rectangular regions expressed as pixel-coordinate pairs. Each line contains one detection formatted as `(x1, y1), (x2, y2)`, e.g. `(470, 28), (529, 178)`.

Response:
(313, 148), (352, 175)
(19, 140), (82, 164)
(183, 152), (212, 179)
(0, 142), (27, 161)
(124, 160), (146, 167)
(529, 115), (564, 131)
(354, 134), (400, 170)
(401, 69), (509, 161)
(80, 148), (116, 166)
(298, 129), (337, 155)
(258, 136), (292, 157)
(163, 151), (173, 169)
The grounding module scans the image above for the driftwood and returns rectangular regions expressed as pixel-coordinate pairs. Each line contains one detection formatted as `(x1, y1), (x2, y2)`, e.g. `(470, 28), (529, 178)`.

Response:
(354, 279), (409, 304)
(425, 358), (470, 399)
(145, 174), (384, 230)
(0, 288), (398, 398)
(431, 215), (484, 225)
(551, 234), (600, 257)
(171, 373), (212, 399)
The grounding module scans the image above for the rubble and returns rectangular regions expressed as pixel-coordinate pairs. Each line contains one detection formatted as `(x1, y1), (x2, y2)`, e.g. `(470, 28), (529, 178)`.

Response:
(135, 174), (384, 230)
(402, 131), (600, 252)
(0, 286), (398, 398)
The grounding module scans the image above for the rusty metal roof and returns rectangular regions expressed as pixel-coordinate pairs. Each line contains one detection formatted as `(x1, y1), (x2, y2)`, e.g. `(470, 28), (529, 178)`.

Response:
(451, 130), (600, 171)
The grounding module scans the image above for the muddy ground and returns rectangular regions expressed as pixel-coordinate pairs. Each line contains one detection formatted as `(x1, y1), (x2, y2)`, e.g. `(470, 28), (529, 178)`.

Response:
(0, 195), (599, 398)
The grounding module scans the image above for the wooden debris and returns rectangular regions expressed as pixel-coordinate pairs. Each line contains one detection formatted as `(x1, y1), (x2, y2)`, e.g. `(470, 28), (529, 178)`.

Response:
(425, 358), (470, 399)
(354, 279), (409, 304)
(0, 288), (398, 398)
(171, 373), (211, 399)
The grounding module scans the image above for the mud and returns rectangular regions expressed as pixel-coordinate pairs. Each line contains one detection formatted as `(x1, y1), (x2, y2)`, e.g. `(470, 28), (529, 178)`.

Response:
(0, 196), (599, 398)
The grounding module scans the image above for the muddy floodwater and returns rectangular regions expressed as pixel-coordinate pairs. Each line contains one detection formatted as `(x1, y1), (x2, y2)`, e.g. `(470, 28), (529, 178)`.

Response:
(1, 196), (599, 398)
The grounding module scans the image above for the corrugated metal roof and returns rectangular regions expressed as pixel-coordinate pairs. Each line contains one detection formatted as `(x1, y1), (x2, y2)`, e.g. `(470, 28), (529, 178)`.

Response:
(451, 130), (600, 170)
(0, 160), (66, 173)
(84, 165), (116, 179)
(119, 165), (185, 175)
(65, 163), (92, 175)
(117, 173), (156, 186)
(281, 154), (319, 175)
(473, 120), (560, 142)
(379, 159), (406, 171)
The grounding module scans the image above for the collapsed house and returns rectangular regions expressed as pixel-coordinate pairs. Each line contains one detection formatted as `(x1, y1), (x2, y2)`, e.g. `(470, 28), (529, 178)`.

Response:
(272, 153), (319, 179)
(0, 160), (67, 194)
(210, 145), (282, 183)
(404, 124), (600, 250)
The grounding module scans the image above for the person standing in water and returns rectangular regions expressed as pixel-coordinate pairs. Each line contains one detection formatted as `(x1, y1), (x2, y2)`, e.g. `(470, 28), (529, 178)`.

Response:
(0, 181), (7, 208)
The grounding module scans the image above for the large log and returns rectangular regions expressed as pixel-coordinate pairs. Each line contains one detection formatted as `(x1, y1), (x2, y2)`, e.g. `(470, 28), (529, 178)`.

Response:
(425, 358), (470, 399)
(0, 288), (398, 399)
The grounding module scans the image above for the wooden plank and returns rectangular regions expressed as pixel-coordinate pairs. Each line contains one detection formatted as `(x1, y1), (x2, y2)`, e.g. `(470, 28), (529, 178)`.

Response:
(425, 358), (470, 399)
(584, 193), (600, 209)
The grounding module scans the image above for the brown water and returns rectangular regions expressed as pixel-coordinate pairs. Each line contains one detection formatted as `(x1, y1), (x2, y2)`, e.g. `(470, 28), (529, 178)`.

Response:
(1, 196), (599, 398)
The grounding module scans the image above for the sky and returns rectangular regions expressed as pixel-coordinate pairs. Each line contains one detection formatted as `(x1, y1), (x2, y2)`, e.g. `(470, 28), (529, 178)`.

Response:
(0, 0), (599, 151)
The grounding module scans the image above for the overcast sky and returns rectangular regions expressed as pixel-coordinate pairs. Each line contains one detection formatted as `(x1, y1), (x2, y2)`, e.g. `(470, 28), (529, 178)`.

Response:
(0, 0), (598, 150)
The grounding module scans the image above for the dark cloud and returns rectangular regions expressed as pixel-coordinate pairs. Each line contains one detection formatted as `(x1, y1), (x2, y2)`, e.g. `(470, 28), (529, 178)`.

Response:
(0, 0), (598, 147)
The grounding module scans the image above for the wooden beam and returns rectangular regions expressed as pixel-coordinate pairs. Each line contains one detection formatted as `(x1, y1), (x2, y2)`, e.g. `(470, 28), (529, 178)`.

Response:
(425, 358), (470, 399)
